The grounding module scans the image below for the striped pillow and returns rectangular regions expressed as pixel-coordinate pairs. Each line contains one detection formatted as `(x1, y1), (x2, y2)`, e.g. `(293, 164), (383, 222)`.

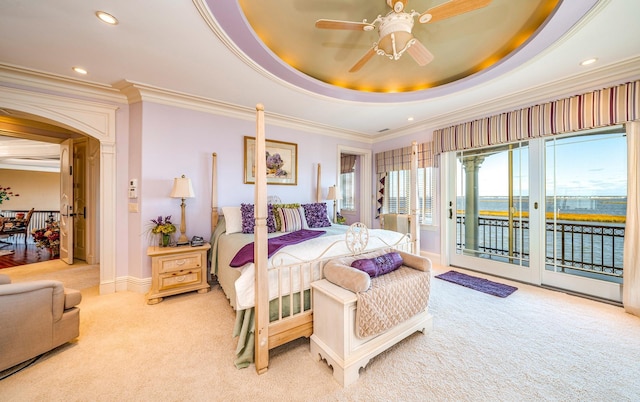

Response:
(278, 207), (303, 232)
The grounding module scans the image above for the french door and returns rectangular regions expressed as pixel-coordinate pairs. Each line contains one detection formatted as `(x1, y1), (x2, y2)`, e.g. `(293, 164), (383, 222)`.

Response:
(446, 128), (626, 302)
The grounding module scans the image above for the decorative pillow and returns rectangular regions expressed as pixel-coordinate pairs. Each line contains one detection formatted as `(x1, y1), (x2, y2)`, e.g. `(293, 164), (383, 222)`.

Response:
(240, 203), (276, 234)
(351, 252), (404, 278)
(302, 203), (331, 228)
(297, 206), (309, 229)
(272, 203), (300, 231)
(278, 207), (304, 232)
(222, 206), (243, 234)
(323, 260), (371, 293)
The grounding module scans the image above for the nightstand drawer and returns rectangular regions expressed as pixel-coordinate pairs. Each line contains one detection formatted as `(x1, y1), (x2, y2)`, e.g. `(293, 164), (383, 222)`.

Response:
(146, 243), (211, 305)
(158, 253), (202, 273)
(158, 270), (201, 290)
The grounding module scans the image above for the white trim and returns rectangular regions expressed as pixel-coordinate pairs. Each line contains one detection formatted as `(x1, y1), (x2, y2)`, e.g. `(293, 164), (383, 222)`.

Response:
(0, 85), (119, 295)
(114, 80), (373, 143)
(117, 276), (151, 294)
(0, 63), (126, 104)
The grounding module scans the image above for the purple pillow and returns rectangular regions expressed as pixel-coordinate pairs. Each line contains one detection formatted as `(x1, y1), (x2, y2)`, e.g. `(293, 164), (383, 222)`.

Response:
(240, 203), (276, 234)
(302, 203), (331, 228)
(351, 252), (404, 278)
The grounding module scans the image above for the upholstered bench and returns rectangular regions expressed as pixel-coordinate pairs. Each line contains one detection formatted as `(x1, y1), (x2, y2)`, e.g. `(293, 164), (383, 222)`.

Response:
(310, 249), (432, 387)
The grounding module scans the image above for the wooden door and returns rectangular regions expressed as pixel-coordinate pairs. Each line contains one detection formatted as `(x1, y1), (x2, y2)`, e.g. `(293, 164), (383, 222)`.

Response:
(59, 139), (73, 264)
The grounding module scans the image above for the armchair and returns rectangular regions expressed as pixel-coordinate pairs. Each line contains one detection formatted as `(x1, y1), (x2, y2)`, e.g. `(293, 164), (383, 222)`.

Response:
(0, 273), (82, 372)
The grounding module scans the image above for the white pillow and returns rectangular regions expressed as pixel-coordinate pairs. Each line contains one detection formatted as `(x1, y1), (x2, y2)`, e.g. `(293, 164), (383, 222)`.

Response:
(297, 206), (309, 229)
(222, 206), (242, 234)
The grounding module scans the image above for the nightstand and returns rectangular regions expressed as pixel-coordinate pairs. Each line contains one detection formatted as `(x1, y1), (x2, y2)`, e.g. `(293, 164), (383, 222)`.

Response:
(146, 243), (211, 305)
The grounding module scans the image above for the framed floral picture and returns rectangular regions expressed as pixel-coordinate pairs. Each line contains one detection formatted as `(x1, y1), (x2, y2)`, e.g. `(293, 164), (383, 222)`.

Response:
(244, 136), (298, 185)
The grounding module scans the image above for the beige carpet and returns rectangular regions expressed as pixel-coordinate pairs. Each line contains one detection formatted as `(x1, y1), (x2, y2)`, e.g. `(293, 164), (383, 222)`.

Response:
(1, 262), (639, 401)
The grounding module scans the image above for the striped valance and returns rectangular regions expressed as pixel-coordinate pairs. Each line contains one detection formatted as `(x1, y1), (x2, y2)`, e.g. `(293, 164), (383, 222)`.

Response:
(433, 80), (640, 154)
(376, 142), (432, 174)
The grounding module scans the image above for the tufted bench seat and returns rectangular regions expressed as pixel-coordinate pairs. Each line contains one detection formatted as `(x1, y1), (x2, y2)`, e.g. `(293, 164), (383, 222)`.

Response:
(310, 249), (432, 387)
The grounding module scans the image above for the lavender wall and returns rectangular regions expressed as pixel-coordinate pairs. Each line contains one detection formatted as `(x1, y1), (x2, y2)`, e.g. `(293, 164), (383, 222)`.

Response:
(134, 102), (371, 277)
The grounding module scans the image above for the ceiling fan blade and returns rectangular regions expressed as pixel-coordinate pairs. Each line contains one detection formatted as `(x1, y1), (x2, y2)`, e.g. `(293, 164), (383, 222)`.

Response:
(419, 0), (491, 24)
(349, 47), (377, 73)
(406, 40), (434, 66)
(315, 19), (375, 31)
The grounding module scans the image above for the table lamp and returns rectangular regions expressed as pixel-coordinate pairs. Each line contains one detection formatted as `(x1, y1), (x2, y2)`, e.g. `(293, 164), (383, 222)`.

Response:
(170, 174), (195, 245)
(327, 185), (340, 223)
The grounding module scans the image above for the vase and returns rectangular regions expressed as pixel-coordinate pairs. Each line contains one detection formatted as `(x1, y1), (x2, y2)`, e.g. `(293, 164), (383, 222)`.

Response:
(161, 234), (170, 247)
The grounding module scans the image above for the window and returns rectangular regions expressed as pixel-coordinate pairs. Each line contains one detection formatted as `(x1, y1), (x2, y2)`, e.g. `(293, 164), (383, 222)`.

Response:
(340, 171), (355, 210)
(340, 154), (357, 211)
(383, 167), (435, 225)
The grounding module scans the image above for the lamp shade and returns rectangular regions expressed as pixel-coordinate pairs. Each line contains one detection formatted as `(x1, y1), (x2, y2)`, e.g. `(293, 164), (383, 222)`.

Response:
(327, 186), (340, 201)
(170, 175), (195, 198)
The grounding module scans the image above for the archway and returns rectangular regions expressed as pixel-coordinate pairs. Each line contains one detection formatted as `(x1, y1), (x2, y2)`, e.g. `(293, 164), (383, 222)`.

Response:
(0, 85), (118, 294)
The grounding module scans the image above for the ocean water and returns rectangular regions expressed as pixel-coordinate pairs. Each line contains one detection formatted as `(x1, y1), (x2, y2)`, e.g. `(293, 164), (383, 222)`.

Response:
(458, 196), (627, 217)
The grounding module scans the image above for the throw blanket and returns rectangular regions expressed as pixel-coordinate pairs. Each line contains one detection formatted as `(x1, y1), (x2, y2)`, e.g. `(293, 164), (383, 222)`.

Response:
(356, 266), (430, 338)
(229, 229), (326, 267)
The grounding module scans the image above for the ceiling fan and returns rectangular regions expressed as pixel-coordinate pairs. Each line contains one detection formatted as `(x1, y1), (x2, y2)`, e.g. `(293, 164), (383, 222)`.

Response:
(315, 0), (492, 72)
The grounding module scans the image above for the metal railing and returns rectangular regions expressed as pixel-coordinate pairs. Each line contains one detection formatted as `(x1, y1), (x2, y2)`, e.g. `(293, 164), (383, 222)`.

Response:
(456, 216), (625, 277)
(1, 210), (61, 244)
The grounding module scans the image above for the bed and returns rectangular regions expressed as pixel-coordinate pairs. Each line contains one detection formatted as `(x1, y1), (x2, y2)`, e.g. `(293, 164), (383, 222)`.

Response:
(209, 105), (421, 373)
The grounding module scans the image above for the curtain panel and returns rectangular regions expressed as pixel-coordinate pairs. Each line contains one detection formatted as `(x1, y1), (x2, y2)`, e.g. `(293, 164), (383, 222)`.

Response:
(623, 121), (640, 317)
(375, 142), (433, 174)
(375, 142), (432, 218)
(433, 80), (640, 154)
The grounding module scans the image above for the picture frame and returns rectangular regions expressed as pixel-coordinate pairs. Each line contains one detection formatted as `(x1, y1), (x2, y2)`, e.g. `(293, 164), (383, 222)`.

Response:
(244, 136), (298, 185)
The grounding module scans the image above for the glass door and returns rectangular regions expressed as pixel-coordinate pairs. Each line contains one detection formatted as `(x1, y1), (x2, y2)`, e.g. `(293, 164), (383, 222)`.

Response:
(448, 142), (539, 284)
(543, 130), (626, 301)
(445, 128), (626, 302)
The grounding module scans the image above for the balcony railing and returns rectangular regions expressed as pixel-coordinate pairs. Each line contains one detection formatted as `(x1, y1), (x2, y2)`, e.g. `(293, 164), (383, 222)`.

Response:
(1, 210), (61, 244)
(456, 216), (625, 277)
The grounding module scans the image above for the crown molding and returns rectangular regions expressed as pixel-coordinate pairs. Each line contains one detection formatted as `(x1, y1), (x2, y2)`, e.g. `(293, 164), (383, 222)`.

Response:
(375, 56), (640, 143)
(113, 79), (373, 143)
(0, 63), (127, 104)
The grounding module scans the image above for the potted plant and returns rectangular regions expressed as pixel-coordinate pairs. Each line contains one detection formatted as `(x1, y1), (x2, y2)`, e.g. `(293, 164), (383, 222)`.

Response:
(150, 216), (176, 247)
(32, 221), (60, 256)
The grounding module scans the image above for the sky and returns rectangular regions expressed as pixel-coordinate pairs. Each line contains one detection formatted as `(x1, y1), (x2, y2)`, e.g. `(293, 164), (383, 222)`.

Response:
(458, 132), (627, 197)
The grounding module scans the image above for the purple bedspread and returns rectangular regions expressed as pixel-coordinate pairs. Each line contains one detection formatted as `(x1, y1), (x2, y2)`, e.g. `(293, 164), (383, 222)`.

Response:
(229, 229), (326, 267)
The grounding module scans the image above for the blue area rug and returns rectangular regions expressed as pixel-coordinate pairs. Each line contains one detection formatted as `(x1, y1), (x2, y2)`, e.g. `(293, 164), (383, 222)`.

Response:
(435, 270), (518, 298)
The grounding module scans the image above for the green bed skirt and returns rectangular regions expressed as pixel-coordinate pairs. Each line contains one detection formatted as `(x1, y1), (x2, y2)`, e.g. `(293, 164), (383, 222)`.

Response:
(233, 290), (311, 369)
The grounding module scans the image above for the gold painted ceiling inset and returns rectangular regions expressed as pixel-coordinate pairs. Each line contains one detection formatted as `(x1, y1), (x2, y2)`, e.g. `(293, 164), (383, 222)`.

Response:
(239, 0), (559, 93)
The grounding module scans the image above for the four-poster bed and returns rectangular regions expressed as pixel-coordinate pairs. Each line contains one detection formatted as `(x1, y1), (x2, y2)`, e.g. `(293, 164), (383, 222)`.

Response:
(209, 105), (424, 374)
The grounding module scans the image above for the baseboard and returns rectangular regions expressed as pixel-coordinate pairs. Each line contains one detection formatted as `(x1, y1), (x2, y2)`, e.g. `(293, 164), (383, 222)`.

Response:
(115, 275), (151, 293)
(420, 250), (440, 266)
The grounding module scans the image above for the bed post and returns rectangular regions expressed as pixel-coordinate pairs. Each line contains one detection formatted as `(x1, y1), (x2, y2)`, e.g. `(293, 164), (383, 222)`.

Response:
(410, 141), (420, 254)
(211, 152), (219, 229)
(254, 104), (269, 374)
(316, 163), (322, 202)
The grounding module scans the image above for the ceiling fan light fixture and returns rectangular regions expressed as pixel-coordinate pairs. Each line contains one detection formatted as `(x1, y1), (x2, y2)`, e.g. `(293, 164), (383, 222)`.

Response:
(419, 13), (432, 23)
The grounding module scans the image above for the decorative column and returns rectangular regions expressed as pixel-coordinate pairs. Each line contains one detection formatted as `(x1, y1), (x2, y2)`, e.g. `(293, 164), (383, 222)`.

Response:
(462, 156), (485, 252)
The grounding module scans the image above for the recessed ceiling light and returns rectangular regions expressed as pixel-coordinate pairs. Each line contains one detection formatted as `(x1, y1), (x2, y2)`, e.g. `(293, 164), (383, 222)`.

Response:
(72, 67), (88, 75)
(580, 58), (597, 66)
(408, 117), (414, 121)
(96, 11), (118, 25)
